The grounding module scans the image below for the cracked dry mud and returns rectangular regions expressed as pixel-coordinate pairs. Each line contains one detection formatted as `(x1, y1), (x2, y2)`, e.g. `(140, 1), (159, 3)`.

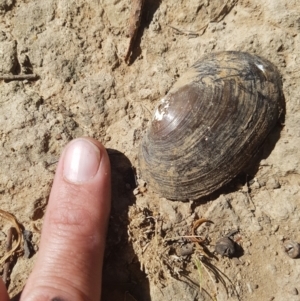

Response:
(1, 1), (300, 301)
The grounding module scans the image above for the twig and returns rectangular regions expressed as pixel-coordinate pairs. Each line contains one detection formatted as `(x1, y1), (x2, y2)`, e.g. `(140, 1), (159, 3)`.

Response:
(194, 258), (203, 292)
(2, 227), (13, 286)
(210, 0), (238, 23)
(191, 218), (214, 243)
(168, 24), (208, 37)
(199, 259), (218, 300)
(164, 235), (211, 242)
(45, 159), (59, 168)
(0, 74), (39, 81)
(0, 209), (22, 266)
(124, 0), (144, 64)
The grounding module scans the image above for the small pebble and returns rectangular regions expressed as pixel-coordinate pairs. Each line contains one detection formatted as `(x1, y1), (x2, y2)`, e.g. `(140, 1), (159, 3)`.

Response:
(241, 185), (249, 193)
(266, 177), (281, 189)
(0, 231), (6, 241)
(247, 283), (253, 293)
(244, 241), (252, 248)
(250, 180), (260, 189)
(271, 224), (279, 233)
(138, 179), (147, 187)
(129, 113), (136, 119)
(55, 133), (62, 140)
(178, 243), (194, 256)
(260, 159), (268, 166)
(257, 178), (266, 187)
(232, 257), (243, 266)
(133, 187), (140, 195)
(133, 185), (147, 195)
(23, 230), (34, 259)
(139, 186), (147, 193)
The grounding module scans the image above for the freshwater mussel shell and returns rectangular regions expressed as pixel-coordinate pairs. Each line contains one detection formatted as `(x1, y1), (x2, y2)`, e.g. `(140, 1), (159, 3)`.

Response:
(139, 51), (283, 201)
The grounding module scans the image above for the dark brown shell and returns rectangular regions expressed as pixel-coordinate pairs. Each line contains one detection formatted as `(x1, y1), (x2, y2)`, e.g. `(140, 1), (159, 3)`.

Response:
(139, 51), (283, 200)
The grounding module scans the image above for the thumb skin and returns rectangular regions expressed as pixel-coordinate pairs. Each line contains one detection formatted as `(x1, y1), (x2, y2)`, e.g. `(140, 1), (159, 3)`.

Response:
(0, 277), (9, 301)
(20, 138), (111, 301)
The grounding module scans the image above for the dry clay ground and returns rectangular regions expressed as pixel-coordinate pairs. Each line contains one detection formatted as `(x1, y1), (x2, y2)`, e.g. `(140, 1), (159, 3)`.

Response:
(0, 0), (300, 300)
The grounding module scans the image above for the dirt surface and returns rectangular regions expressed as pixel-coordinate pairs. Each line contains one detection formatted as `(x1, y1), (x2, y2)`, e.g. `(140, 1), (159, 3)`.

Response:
(1, 0), (300, 300)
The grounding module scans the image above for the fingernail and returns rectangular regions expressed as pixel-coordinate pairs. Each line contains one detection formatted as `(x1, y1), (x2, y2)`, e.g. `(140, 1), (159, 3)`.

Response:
(63, 139), (101, 183)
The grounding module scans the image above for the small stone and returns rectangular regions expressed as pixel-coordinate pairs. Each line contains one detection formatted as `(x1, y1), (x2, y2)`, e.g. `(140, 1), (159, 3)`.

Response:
(133, 187), (140, 195)
(138, 179), (147, 187)
(266, 177), (281, 189)
(241, 183), (249, 192)
(244, 241), (252, 248)
(0, 231), (6, 241)
(55, 133), (62, 140)
(129, 113), (136, 119)
(260, 159), (269, 166)
(178, 243), (194, 256)
(139, 186), (147, 193)
(247, 283), (253, 293)
(232, 257), (243, 266)
(271, 224), (279, 233)
(250, 179), (260, 189)
(23, 230), (34, 258)
(139, 88), (153, 100)
(257, 178), (266, 187)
